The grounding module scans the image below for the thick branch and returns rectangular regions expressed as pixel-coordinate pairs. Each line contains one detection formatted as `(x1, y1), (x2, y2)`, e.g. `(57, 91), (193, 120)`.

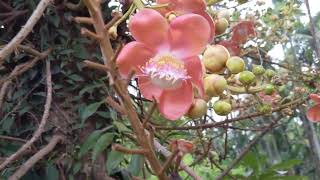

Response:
(0, 0), (52, 65)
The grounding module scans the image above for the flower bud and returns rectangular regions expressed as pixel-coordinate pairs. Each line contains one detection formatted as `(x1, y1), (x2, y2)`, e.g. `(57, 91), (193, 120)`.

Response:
(108, 26), (118, 40)
(264, 84), (275, 95)
(252, 65), (265, 76)
(258, 104), (272, 113)
(264, 69), (276, 79)
(215, 18), (229, 35)
(203, 45), (230, 73)
(166, 13), (177, 22)
(187, 99), (208, 119)
(204, 74), (227, 97)
(239, 71), (256, 85)
(226, 56), (245, 74)
(213, 100), (232, 116)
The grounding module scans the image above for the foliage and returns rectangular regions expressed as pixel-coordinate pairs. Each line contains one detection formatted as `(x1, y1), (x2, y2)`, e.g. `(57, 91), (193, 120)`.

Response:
(0, 0), (320, 179)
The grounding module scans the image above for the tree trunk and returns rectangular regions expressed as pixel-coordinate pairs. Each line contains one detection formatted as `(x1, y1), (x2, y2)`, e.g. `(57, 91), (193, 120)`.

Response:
(301, 114), (320, 178)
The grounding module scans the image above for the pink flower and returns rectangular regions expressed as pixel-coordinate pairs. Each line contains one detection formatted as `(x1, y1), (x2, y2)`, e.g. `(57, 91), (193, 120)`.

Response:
(307, 94), (320, 122)
(117, 9), (210, 120)
(156, 0), (215, 40)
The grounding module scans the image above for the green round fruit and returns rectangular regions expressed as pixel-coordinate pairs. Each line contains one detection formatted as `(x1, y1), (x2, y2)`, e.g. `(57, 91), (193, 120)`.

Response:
(264, 84), (275, 95)
(204, 74), (227, 97)
(213, 100), (232, 116)
(264, 69), (276, 79)
(187, 99), (208, 119)
(239, 71), (256, 85)
(252, 65), (265, 76)
(226, 56), (245, 74)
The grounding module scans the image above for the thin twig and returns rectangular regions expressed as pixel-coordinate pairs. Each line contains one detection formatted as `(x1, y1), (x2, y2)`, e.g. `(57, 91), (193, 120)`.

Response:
(0, 60), (52, 171)
(112, 144), (149, 155)
(0, 0), (52, 65)
(0, 135), (27, 143)
(153, 140), (202, 180)
(155, 97), (306, 131)
(216, 119), (280, 179)
(0, 49), (51, 87)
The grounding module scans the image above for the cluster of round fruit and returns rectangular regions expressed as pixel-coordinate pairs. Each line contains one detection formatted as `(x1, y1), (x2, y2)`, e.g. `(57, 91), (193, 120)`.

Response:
(187, 44), (279, 119)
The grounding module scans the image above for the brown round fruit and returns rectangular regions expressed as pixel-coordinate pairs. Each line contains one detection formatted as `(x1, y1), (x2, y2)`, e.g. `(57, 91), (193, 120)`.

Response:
(215, 18), (229, 35)
(204, 74), (227, 97)
(187, 99), (208, 119)
(203, 45), (230, 73)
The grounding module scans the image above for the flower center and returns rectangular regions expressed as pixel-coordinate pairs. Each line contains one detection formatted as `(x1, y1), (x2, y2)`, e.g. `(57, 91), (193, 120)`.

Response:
(143, 55), (189, 89)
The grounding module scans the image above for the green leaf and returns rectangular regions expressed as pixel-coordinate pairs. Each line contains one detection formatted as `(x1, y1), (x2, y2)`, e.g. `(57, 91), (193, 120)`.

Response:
(268, 159), (302, 171)
(128, 155), (144, 176)
(106, 151), (124, 174)
(73, 44), (90, 59)
(46, 164), (59, 180)
(78, 130), (103, 158)
(80, 101), (104, 125)
(69, 74), (84, 82)
(113, 121), (131, 133)
(2, 116), (14, 133)
(92, 133), (114, 162)
(72, 162), (82, 174)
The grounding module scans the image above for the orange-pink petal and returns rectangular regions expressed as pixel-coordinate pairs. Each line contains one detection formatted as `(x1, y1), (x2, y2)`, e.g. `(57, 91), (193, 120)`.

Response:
(158, 81), (193, 120)
(307, 105), (320, 122)
(138, 77), (163, 101)
(197, 11), (215, 41)
(157, 0), (206, 14)
(310, 94), (320, 104)
(169, 14), (210, 58)
(116, 42), (155, 78)
(183, 56), (204, 97)
(129, 9), (169, 51)
(219, 40), (241, 56)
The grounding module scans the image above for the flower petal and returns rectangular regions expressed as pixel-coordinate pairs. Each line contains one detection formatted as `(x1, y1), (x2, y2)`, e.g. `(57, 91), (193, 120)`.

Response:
(183, 56), (204, 97)
(138, 76), (163, 101)
(117, 42), (155, 78)
(218, 40), (241, 56)
(169, 14), (210, 58)
(158, 81), (193, 120)
(157, 0), (206, 14)
(197, 11), (215, 41)
(310, 94), (320, 104)
(129, 9), (169, 51)
(231, 21), (255, 44)
(307, 105), (320, 122)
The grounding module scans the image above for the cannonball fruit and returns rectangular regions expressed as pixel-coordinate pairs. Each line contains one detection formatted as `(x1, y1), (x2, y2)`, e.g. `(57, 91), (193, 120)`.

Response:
(264, 84), (275, 95)
(264, 69), (276, 79)
(252, 65), (265, 76)
(213, 100), (232, 116)
(226, 56), (245, 74)
(187, 99), (208, 119)
(239, 71), (256, 85)
(215, 18), (229, 35)
(204, 74), (227, 97)
(203, 45), (230, 73)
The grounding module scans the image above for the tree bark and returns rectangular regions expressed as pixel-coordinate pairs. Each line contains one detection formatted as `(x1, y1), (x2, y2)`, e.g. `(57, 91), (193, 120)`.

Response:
(301, 114), (320, 178)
